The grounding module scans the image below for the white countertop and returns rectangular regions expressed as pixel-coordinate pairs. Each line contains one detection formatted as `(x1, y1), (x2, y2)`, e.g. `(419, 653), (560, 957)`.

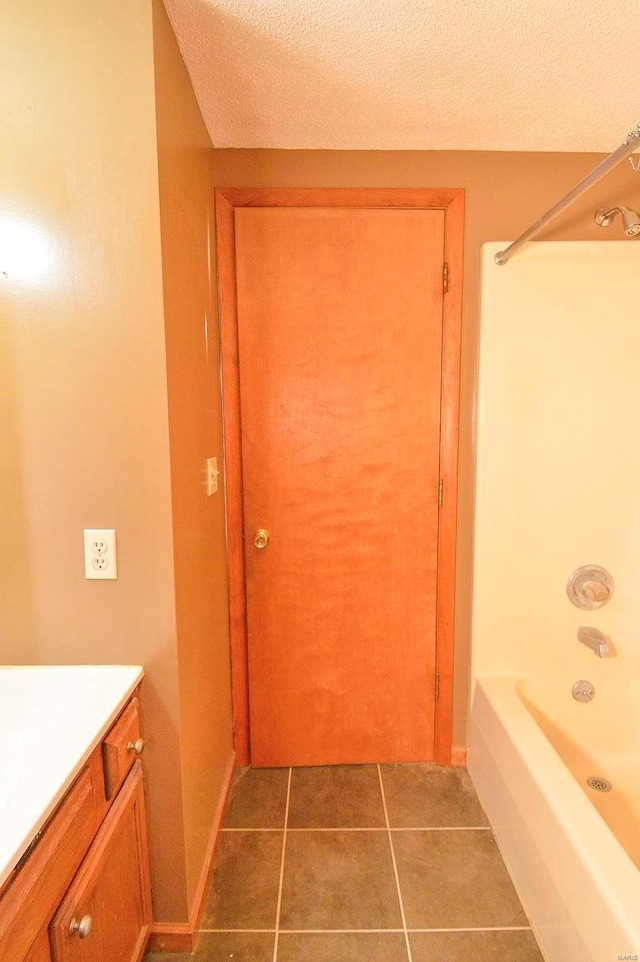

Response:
(0, 664), (144, 890)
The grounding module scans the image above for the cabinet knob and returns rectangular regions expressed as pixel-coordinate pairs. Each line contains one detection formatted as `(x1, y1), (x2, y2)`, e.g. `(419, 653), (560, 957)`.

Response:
(127, 737), (145, 755)
(69, 914), (94, 938)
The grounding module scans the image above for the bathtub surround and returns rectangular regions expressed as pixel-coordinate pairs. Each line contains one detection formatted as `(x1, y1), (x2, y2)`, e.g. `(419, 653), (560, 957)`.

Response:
(472, 241), (640, 681)
(470, 242), (640, 961)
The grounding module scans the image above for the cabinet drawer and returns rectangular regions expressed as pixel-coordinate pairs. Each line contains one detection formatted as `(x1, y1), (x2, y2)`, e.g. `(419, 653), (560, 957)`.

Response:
(0, 755), (102, 962)
(102, 696), (143, 800)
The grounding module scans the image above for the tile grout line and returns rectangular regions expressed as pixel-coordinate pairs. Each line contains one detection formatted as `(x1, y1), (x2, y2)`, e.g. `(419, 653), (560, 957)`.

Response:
(377, 764), (414, 962)
(406, 926), (534, 933)
(221, 826), (492, 833)
(200, 925), (534, 934)
(272, 767), (292, 962)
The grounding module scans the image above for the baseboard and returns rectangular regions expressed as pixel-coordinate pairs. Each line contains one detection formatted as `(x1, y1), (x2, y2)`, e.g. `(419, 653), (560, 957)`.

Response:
(147, 751), (236, 954)
(450, 745), (467, 766)
(188, 751), (236, 934)
(146, 924), (196, 954)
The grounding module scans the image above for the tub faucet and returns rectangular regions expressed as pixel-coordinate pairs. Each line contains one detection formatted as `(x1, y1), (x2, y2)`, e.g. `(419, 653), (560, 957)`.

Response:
(578, 626), (613, 658)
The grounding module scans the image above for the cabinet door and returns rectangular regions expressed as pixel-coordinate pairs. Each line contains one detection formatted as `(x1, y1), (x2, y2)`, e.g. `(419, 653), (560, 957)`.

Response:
(25, 928), (53, 962)
(49, 762), (152, 962)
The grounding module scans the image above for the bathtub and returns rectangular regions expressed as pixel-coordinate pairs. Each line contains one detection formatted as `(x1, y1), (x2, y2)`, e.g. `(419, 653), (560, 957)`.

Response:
(467, 674), (640, 962)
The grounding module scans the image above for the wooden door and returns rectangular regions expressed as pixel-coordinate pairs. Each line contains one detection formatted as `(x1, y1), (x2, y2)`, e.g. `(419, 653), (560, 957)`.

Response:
(235, 205), (445, 767)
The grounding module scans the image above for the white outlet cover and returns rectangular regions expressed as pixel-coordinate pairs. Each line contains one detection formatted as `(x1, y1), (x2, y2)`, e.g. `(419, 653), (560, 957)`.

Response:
(83, 529), (117, 580)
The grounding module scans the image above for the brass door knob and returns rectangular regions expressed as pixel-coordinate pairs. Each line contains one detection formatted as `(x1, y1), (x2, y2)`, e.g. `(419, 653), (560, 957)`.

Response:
(253, 529), (270, 549)
(127, 738), (145, 755)
(69, 915), (94, 938)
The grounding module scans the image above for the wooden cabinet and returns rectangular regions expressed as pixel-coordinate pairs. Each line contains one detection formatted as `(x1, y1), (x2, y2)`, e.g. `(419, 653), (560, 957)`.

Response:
(0, 695), (151, 962)
(101, 698), (142, 801)
(24, 928), (53, 962)
(50, 762), (151, 962)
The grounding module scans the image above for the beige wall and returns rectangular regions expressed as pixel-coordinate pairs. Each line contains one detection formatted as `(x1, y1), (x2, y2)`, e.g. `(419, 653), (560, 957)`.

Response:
(1, 0), (233, 927)
(152, 0), (234, 911)
(215, 150), (640, 745)
(473, 241), (640, 684)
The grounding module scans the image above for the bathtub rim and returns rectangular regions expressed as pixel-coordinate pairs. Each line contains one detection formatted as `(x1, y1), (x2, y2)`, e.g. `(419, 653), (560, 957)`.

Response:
(468, 673), (640, 955)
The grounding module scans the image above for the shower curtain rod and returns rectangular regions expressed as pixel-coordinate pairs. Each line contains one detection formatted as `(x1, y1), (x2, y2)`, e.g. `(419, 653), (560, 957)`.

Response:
(495, 122), (640, 265)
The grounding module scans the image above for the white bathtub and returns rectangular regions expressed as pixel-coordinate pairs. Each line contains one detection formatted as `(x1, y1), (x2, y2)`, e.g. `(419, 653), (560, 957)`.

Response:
(467, 674), (640, 962)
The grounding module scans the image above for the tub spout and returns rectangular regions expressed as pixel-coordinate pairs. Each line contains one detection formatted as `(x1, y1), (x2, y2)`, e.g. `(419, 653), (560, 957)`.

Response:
(578, 626), (613, 658)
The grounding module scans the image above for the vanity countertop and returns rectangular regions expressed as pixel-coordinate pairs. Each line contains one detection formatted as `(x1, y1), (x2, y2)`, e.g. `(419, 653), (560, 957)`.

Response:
(0, 664), (143, 890)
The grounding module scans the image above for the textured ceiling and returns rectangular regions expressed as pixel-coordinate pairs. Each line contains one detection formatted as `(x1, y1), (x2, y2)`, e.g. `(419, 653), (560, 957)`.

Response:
(162, 0), (640, 151)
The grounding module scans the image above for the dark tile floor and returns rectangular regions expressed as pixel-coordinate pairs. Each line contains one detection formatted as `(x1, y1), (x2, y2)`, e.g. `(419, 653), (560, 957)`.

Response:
(145, 764), (545, 962)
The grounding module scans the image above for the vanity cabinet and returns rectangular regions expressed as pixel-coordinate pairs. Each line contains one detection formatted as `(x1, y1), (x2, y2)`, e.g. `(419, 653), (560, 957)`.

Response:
(0, 694), (151, 962)
(49, 762), (150, 962)
(24, 929), (53, 962)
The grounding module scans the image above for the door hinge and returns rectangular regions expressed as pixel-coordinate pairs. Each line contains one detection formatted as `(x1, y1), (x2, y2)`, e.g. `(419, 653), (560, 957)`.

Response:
(438, 478), (444, 507)
(435, 673), (440, 701)
(442, 261), (449, 294)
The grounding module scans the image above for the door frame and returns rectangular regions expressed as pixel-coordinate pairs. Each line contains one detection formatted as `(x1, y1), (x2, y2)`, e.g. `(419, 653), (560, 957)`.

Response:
(215, 187), (464, 766)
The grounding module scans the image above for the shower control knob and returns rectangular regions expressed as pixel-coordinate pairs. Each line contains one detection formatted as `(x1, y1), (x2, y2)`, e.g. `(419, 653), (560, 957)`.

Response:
(566, 565), (614, 610)
(582, 581), (609, 603)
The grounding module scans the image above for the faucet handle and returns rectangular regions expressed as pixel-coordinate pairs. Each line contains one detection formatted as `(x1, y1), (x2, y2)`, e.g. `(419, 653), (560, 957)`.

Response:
(567, 566), (614, 609)
(582, 580), (611, 604)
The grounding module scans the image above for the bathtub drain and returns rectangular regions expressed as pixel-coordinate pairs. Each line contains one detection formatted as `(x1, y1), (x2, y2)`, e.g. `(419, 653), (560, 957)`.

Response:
(586, 776), (612, 793)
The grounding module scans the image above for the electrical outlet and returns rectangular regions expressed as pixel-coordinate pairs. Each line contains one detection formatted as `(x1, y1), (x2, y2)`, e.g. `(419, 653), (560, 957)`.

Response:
(84, 528), (117, 580)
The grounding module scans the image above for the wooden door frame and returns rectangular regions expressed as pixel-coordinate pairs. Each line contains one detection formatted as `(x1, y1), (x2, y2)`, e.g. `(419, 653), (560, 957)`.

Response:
(215, 188), (464, 766)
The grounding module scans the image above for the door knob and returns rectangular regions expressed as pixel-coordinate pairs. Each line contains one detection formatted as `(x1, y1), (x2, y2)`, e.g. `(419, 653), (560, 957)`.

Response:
(253, 529), (270, 549)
